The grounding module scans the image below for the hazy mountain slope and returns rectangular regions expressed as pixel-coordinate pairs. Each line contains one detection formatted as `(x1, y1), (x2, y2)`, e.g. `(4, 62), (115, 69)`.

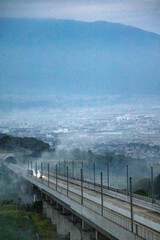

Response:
(0, 19), (160, 100)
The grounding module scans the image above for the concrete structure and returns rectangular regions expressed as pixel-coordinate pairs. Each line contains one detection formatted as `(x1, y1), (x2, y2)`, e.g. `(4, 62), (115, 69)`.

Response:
(6, 164), (160, 240)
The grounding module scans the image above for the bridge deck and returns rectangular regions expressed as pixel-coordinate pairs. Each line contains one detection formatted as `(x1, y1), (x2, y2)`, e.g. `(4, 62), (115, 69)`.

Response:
(57, 178), (160, 227)
(7, 164), (160, 240)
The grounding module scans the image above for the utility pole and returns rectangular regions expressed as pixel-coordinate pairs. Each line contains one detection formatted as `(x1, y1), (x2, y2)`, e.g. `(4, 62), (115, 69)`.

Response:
(130, 177), (134, 232)
(35, 162), (37, 180)
(101, 172), (103, 216)
(31, 161), (32, 177)
(151, 167), (154, 204)
(72, 160), (74, 179)
(56, 164), (58, 191)
(48, 163), (50, 187)
(59, 159), (60, 175)
(63, 160), (65, 176)
(41, 162), (43, 182)
(81, 169), (83, 205)
(27, 160), (29, 175)
(93, 161), (96, 186)
(67, 166), (69, 197)
(126, 165), (129, 195)
(107, 161), (110, 189)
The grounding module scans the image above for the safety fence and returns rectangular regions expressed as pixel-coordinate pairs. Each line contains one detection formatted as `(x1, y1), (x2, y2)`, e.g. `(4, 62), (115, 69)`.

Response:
(30, 172), (160, 240)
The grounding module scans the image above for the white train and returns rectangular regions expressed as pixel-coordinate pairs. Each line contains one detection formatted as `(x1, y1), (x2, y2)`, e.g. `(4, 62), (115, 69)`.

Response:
(28, 169), (41, 178)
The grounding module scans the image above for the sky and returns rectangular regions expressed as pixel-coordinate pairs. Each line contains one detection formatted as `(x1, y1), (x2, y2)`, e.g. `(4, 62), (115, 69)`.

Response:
(0, 0), (160, 34)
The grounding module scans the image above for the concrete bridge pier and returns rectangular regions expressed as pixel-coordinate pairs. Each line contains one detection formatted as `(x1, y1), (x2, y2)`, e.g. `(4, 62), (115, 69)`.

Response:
(49, 198), (53, 205)
(62, 206), (71, 216)
(82, 221), (94, 231)
(98, 232), (111, 240)
(16, 178), (35, 204)
(33, 194), (37, 202)
(70, 213), (81, 224)
(43, 200), (47, 215)
(94, 231), (111, 240)
(81, 231), (95, 240)
(69, 222), (82, 240)
(44, 201), (92, 240)
(55, 202), (61, 210)
(43, 201), (69, 237)
(56, 213), (69, 236)
(42, 198), (111, 240)
(46, 203), (53, 219)
(95, 230), (99, 240)
(50, 208), (58, 225)
(81, 221), (96, 240)
(44, 194), (48, 201)
(50, 198), (57, 208)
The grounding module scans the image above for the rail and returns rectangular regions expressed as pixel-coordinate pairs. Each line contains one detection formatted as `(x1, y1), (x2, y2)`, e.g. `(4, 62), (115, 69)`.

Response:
(36, 169), (160, 213)
(29, 171), (160, 240)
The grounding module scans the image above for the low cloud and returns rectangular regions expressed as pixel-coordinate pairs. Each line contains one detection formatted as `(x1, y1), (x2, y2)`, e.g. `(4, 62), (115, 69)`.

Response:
(0, 0), (160, 34)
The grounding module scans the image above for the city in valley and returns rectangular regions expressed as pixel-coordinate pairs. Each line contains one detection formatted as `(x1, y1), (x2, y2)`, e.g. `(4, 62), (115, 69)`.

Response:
(1, 98), (160, 164)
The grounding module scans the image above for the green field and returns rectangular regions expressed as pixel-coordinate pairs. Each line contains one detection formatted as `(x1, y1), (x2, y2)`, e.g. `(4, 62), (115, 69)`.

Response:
(0, 204), (63, 240)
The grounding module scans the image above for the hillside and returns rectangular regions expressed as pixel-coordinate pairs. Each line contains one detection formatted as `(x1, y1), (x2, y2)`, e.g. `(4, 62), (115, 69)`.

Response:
(0, 19), (160, 108)
(0, 136), (50, 156)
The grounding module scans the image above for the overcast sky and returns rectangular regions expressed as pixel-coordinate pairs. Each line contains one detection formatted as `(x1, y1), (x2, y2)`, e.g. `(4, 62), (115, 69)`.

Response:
(0, 0), (160, 34)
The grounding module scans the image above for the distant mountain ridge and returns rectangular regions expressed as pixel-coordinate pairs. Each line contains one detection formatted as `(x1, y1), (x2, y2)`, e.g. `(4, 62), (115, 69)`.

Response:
(0, 19), (160, 106)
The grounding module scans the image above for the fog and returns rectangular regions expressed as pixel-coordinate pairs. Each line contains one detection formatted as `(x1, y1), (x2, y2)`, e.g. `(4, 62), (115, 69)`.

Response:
(1, 96), (160, 191)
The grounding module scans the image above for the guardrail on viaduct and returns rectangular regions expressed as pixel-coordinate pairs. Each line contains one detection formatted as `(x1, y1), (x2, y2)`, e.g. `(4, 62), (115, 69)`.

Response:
(6, 163), (160, 240)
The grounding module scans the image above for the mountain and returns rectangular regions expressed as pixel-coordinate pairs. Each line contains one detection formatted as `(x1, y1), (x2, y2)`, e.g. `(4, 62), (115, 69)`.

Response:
(0, 19), (160, 107)
(0, 135), (50, 156)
